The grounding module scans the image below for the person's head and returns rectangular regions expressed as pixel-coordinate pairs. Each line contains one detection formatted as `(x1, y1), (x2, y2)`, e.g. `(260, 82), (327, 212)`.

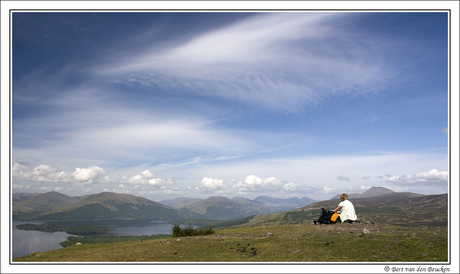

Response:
(340, 193), (349, 201)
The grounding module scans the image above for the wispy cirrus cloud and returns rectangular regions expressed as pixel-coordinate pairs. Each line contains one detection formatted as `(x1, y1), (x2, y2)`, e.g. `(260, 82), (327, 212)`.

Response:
(12, 86), (258, 169)
(98, 13), (394, 112)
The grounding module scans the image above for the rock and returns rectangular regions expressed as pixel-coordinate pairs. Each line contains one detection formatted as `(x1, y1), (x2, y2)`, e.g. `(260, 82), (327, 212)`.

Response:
(266, 232), (273, 237)
(363, 228), (371, 234)
(176, 238), (181, 242)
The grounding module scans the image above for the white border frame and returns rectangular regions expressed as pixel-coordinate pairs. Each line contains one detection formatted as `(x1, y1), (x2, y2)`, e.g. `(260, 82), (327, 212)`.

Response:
(1, 1), (458, 273)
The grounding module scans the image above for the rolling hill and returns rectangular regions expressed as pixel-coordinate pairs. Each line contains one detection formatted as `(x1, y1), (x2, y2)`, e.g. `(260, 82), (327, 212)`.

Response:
(35, 192), (194, 221)
(17, 191), (84, 213)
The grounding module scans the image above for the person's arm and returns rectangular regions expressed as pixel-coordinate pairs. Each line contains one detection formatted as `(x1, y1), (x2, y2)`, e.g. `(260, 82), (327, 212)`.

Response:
(333, 206), (342, 213)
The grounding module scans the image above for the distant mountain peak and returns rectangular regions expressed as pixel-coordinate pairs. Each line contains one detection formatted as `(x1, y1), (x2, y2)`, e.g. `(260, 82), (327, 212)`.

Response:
(329, 186), (395, 200)
(359, 186), (394, 198)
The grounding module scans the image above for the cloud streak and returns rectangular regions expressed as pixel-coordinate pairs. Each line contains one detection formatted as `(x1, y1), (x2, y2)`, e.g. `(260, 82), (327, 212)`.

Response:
(99, 13), (393, 112)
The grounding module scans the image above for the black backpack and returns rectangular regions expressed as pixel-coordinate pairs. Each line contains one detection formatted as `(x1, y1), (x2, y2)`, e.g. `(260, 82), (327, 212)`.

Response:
(314, 207), (340, 225)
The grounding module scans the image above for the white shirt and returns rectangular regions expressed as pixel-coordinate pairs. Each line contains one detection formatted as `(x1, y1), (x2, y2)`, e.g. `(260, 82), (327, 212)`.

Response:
(338, 200), (357, 222)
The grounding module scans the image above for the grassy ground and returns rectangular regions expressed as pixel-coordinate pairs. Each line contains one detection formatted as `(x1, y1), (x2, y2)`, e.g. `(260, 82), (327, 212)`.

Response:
(13, 223), (448, 262)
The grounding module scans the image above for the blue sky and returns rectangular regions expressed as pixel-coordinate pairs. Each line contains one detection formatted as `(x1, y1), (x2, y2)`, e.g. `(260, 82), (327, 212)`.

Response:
(11, 11), (449, 201)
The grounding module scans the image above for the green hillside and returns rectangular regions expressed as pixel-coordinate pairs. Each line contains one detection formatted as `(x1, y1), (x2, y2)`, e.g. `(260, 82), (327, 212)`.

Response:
(17, 191), (82, 213)
(36, 192), (190, 221)
(12, 201), (38, 220)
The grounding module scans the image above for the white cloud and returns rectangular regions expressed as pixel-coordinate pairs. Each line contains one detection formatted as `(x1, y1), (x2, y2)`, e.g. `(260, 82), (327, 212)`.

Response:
(283, 183), (298, 192)
(126, 174), (146, 185)
(13, 163), (69, 183)
(386, 169), (448, 186)
(148, 178), (174, 186)
(120, 170), (175, 189)
(98, 176), (114, 184)
(72, 166), (106, 183)
(12, 162), (31, 178)
(140, 170), (154, 179)
(32, 164), (59, 176)
(201, 177), (224, 189)
(242, 175), (264, 187)
(236, 175), (284, 192)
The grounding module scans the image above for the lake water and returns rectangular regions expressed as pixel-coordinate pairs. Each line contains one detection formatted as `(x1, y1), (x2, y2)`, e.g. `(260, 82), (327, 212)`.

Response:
(12, 221), (72, 259)
(12, 220), (192, 259)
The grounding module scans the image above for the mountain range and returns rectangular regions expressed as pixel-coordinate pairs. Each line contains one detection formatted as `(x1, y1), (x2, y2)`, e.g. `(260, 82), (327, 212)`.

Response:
(160, 195), (317, 217)
(12, 187), (445, 226)
(166, 196), (280, 218)
(12, 191), (317, 221)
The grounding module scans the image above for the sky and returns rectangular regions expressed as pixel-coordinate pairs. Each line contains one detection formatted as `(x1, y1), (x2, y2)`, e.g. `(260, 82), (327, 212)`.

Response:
(10, 11), (450, 202)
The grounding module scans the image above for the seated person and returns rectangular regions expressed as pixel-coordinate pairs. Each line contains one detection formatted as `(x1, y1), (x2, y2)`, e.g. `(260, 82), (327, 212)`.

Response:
(333, 193), (357, 223)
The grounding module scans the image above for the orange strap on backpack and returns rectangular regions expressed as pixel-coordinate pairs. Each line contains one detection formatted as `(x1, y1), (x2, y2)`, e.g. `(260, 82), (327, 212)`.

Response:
(331, 213), (340, 223)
